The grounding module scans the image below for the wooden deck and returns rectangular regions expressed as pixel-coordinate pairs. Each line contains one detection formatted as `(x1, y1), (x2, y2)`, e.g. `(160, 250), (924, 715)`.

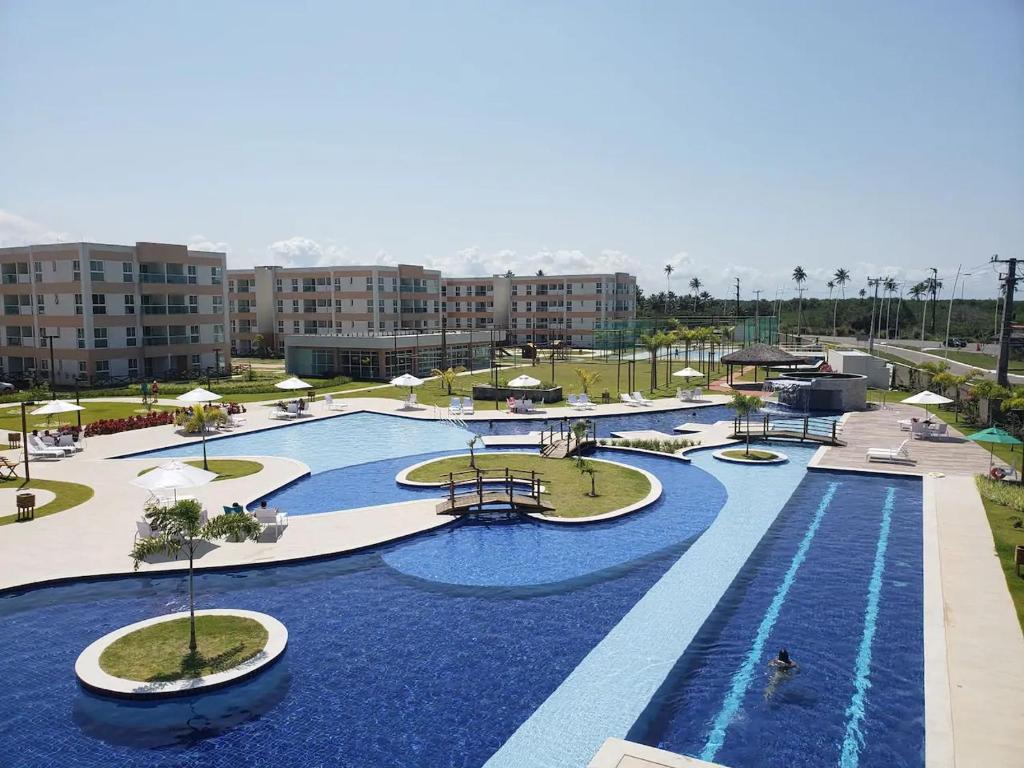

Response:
(436, 491), (555, 515)
(814, 406), (1000, 477)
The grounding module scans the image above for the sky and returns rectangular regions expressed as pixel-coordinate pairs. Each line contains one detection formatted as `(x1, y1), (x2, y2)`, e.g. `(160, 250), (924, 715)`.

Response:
(1, 0), (1021, 299)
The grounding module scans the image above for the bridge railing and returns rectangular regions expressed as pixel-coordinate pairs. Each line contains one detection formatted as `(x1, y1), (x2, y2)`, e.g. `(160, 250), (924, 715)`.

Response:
(442, 467), (546, 509)
(732, 415), (840, 444)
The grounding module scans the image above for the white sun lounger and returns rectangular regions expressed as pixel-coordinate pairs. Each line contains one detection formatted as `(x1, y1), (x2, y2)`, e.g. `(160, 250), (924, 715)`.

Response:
(461, 397), (475, 415)
(866, 439), (912, 463)
(323, 394), (348, 411)
(28, 436), (65, 460)
(578, 393), (595, 410)
(620, 393), (639, 407)
(632, 391), (653, 406)
(567, 394), (583, 410)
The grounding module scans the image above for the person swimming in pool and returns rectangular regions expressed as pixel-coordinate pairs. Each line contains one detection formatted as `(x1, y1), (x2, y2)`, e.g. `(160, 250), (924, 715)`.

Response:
(770, 648), (797, 670)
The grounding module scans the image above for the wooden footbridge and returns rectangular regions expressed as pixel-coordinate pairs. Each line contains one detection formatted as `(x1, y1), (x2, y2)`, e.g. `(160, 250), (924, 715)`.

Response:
(436, 468), (555, 516)
(730, 415), (845, 446)
(538, 419), (597, 459)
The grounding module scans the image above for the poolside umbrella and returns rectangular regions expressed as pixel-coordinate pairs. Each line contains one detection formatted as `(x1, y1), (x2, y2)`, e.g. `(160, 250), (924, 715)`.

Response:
(275, 376), (311, 391)
(132, 459), (217, 501)
(901, 390), (952, 419)
(966, 426), (1022, 469)
(30, 399), (84, 426)
(389, 373), (424, 396)
(508, 374), (541, 388)
(672, 367), (704, 380)
(176, 387), (222, 470)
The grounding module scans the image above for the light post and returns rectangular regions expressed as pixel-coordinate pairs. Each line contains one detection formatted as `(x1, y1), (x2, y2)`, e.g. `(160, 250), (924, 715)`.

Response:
(43, 333), (59, 400)
(75, 380), (82, 429)
(20, 400), (36, 481)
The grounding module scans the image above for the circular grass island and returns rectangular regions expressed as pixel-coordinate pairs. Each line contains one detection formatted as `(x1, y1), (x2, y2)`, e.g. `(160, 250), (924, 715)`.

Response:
(76, 609), (287, 698)
(714, 447), (788, 465)
(403, 452), (653, 519)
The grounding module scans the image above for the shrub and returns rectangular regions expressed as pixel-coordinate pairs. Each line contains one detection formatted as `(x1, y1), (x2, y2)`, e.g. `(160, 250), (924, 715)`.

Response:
(600, 437), (699, 453)
(84, 411), (175, 437)
(976, 475), (1024, 515)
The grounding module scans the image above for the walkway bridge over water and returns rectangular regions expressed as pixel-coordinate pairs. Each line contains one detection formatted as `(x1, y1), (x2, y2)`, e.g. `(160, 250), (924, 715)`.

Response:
(730, 414), (845, 446)
(436, 468), (554, 516)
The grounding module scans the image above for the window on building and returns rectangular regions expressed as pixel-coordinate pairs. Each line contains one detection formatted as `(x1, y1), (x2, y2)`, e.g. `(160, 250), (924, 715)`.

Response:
(189, 325), (200, 343)
(72, 261), (81, 281)
(90, 261), (104, 281)
(187, 265), (197, 284)
(122, 262), (134, 283)
(126, 326), (137, 347)
(191, 354), (201, 368)
(212, 295), (223, 313)
(33, 261), (42, 281)
(94, 328), (108, 348)
(36, 295), (45, 315)
(128, 358), (138, 375)
(76, 328), (85, 349)
(210, 266), (222, 285)
(95, 360), (110, 376)
(78, 361), (87, 374)
(92, 294), (106, 314)
(213, 324), (224, 342)
(188, 295), (199, 313)
(74, 294), (83, 315)
(124, 294), (135, 314)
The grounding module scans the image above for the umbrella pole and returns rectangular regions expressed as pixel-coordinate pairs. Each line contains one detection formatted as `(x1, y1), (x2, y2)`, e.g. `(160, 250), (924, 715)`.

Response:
(201, 411), (209, 471)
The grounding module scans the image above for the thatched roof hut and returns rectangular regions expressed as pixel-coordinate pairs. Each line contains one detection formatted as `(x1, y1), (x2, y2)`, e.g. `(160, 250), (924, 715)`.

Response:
(720, 344), (806, 385)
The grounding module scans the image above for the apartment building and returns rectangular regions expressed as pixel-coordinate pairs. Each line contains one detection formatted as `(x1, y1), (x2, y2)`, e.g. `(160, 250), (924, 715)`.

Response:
(228, 264), (442, 354)
(442, 272), (636, 346)
(0, 242), (229, 384)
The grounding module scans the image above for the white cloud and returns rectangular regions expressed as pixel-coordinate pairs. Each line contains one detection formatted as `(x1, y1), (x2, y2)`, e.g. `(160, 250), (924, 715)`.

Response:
(0, 210), (75, 247)
(186, 234), (229, 253)
(264, 236), (393, 269)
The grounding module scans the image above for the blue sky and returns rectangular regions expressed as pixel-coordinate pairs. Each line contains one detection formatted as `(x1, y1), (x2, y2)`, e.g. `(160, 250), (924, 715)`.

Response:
(1, 0), (1021, 298)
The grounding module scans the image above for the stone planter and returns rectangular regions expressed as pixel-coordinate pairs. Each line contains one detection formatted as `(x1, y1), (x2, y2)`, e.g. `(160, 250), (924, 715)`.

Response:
(471, 384), (563, 404)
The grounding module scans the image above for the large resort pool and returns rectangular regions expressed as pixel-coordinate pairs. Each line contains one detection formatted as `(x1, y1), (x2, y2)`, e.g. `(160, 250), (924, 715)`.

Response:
(0, 406), (924, 768)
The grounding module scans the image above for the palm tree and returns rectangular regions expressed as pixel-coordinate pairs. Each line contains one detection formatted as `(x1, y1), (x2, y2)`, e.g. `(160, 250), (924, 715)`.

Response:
(925, 276), (943, 334)
(883, 277), (898, 338)
(858, 288), (867, 299)
(431, 366), (466, 396)
(698, 290), (712, 308)
(574, 367), (601, 394)
(833, 268), (850, 298)
(909, 282), (927, 336)
(729, 393), (763, 456)
(792, 266), (807, 336)
(466, 435), (480, 469)
(825, 280), (836, 336)
(664, 265), (674, 313)
(639, 332), (670, 391)
(689, 277), (702, 312)
(575, 456), (598, 497)
(536, 269), (545, 277)
(131, 499), (262, 652)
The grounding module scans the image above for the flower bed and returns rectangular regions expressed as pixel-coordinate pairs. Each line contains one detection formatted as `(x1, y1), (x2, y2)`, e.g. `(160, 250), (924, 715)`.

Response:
(84, 411), (175, 437)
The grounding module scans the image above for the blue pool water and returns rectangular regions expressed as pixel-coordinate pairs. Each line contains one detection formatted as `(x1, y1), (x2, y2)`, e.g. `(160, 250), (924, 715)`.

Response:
(0, 408), (925, 768)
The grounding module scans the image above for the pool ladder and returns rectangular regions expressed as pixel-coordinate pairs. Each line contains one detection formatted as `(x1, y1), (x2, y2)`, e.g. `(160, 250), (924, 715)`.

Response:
(434, 405), (468, 430)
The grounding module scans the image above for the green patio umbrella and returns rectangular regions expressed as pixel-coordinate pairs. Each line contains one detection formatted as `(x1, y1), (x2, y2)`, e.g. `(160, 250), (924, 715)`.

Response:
(966, 426), (1022, 470)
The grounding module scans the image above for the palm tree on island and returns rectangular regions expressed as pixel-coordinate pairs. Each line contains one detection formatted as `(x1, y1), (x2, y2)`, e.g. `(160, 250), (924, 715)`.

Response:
(689, 276), (702, 312)
(729, 393), (764, 457)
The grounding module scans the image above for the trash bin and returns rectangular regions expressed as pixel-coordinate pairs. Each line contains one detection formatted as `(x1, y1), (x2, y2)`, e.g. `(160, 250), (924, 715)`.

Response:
(601, 391), (611, 404)
(16, 492), (35, 521)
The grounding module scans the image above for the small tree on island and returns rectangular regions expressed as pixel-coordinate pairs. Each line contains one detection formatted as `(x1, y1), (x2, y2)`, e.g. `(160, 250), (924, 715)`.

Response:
(130, 499), (262, 653)
(431, 366), (466, 396)
(252, 333), (266, 357)
(466, 434), (480, 469)
(576, 458), (598, 497)
(729, 393), (763, 456)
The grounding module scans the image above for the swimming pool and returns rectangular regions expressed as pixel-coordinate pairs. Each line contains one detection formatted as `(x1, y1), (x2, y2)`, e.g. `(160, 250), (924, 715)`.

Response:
(0, 408), (924, 767)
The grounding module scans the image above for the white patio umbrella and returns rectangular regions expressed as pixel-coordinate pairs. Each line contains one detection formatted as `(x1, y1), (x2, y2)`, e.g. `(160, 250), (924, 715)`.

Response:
(275, 376), (312, 391)
(901, 390), (952, 419)
(132, 459), (218, 493)
(672, 367), (704, 380)
(30, 398), (86, 429)
(390, 373), (424, 393)
(508, 374), (542, 388)
(176, 387), (223, 470)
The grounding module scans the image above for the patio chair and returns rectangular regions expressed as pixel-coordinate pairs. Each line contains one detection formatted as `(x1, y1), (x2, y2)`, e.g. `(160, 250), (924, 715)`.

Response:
(897, 419), (913, 431)
(866, 439), (912, 463)
(135, 519), (154, 542)
(523, 399), (534, 413)
(323, 393), (347, 411)
(461, 397), (475, 415)
(405, 393), (418, 408)
(578, 393), (595, 410)
(0, 456), (18, 480)
(620, 393), (639, 407)
(632, 391), (653, 406)
(27, 436), (63, 460)
(253, 506), (288, 541)
(692, 387), (703, 400)
(676, 388), (686, 400)
(931, 423), (948, 438)
(910, 422), (930, 440)
(222, 502), (244, 515)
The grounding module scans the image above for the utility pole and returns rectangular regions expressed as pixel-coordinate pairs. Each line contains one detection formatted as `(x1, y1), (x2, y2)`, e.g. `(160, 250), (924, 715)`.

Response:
(942, 266), (962, 359)
(753, 289), (762, 343)
(928, 266), (939, 337)
(43, 333), (59, 400)
(734, 277), (740, 318)
(894, 284), (905, 340)
(993, 255), (1018, 387)
(867, 278), (881, 354)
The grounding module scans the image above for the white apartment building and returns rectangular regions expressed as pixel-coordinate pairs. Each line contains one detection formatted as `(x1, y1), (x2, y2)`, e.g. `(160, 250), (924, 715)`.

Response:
(228, 264), (442, 354)
(0, 242), (230, 384)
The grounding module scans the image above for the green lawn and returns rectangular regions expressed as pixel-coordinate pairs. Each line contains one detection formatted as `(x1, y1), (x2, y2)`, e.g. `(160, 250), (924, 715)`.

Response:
(341, 358), (728, 411)
(974, 490), (1024, 633)
(406, 452), (651, 518)
(929, 405), (1024, 471)
(99, 615), (268, 682)
(887, 344), (1024, 372)
(0, 401), (175, 434)
(722, 448), (778, 461)
(0, 477), (95, 526)
(138, 459), (263, 482)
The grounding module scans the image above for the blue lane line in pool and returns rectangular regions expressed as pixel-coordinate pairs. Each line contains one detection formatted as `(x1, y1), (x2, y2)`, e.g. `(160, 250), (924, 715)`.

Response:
(838, 486), (895, 768)
(700, 480), (840, 763)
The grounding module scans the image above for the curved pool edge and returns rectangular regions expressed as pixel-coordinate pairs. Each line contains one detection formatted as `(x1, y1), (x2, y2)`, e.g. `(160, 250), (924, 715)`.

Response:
(75, 609), (288, 700)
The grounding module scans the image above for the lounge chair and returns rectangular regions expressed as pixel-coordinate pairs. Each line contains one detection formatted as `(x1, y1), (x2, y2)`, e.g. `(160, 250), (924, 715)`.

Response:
(404, 393), (418, 408)
(676, 388), (686, 400)
(910, 422), (930, 440)
(323, 394), (348, 411)
(27, 436), (63, 460)
(632, 391), (653, 406)
(578, 393), (595, 410)
(135, 519), (154, 542)
(866, 439), (912, 463)
(461, 397), (475, 415)
(567, 394), (583, 410)
(56, 434), (83, 452)
(620, 393), (639, 407)
(692, 387), (703, 400)
(897, 419), (913, 431)
(449, 397), (462, 415)
(931, 423), (948, 438)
